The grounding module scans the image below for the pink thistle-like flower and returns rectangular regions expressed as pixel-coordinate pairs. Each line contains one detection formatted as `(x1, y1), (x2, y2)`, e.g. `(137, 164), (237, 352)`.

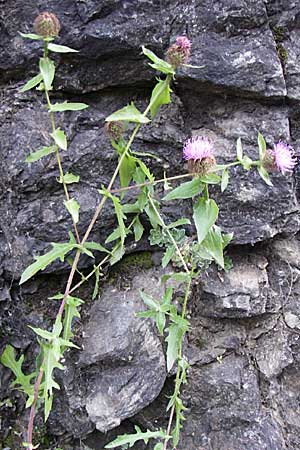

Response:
(183, 136), (216, 175)
(166, 35), (192, 67)
(183, 136), (214, 161)
(271, 141), (297, 174)
(176, 36), (192, 51)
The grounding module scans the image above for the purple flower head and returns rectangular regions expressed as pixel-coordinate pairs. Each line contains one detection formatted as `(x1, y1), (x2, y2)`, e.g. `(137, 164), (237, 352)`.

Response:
(176, 36), (192, 51)
(183, 136), (216, 175)
(271, 141), (297, 174)
(166, 35), (192, 67)
(183, 136), (214, 161)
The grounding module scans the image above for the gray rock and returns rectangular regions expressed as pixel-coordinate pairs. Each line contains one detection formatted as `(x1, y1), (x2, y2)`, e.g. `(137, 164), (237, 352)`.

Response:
(49, 266), (167, 436)
(195, 254), (277, 318)
(2, 1), (300, 449)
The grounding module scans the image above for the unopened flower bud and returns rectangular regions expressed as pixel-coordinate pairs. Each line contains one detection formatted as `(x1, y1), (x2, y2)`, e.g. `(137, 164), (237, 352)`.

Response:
(187, 156), (216, 176)
(105, 121), (125, 141)
(261, 150), (276, 172)
(34, 12), (61, 37)
(166, 36), (192, 68)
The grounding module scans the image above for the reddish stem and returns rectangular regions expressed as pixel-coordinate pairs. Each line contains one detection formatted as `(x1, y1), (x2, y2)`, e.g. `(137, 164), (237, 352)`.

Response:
(27, 368), (44, 450)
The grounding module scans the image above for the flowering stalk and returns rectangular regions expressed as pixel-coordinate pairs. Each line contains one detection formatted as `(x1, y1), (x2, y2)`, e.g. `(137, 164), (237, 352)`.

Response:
(21, 30), (174, 450)
(42, 39), (81, 243)
(2, 17), (298, 450)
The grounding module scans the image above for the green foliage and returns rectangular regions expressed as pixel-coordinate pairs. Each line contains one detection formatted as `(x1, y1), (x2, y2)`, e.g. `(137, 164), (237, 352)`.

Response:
(20, 236), (77, 284)
(138, 287), (173, 335)
(19, 32), (44, 40)
(149, 78), (171, 118)
(8, 24), (282, 450)
(48, 43), (78, 53)
(193, 197), (219, 244)
(59, 172), (80, 184)
(31, 317), (78, 420)
(142, 46), (175, 75)
(257, 131), (266, 160)
(166, 313), (189, 372)
(39, 57), (55, 90)
(50, 102), (89, 112)
(0, 346), (35, 400)
(236, 137), (243, 161)
(20, 73), (43, 92)
(257, 165), (273, 186)
(106, 102), (150, 124)
(163, 178), (204, 201)
(63, 296), (84, 342)
(50, 128), (67, 150)
(64, 198), (80, 224)
(92, 265), (100, 300)
(133, 215), (144, 242)
(25, 145), (57, 162)
(105, 425), (167, 448)
(221, 169), (229, 192)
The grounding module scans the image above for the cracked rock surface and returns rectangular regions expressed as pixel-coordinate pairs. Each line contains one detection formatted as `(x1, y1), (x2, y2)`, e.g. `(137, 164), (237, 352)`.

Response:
(1, 1), (300, 449)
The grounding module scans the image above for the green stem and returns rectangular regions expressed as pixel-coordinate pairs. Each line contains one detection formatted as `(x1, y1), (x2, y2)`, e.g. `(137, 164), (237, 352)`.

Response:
(43, 43), (80, 243)
(163, 274), (192, 450)
(148, 195), (189, 274)
(26, 71), (173, 450)
(203, 184), (209, 200)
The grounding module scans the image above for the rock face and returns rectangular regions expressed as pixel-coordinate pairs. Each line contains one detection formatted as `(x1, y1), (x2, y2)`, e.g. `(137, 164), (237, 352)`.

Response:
(1, 1), (300, 449)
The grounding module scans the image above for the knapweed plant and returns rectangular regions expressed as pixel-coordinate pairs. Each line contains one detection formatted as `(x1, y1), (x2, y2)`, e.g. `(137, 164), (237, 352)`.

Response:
(0, 12), (297, 450)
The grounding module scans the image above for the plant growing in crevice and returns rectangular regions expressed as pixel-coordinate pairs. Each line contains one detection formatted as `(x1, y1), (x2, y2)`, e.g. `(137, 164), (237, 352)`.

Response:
(0, 12), (297, 450)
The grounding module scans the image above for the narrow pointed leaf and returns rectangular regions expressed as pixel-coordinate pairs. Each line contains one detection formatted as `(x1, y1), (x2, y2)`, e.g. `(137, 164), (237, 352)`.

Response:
(50, 128), (67, 150)
(39, 57), (55, 90)
(48, 43), (79, 53)
(258, 165), (273, 186)
(64, 198), (80, 224)
(221, 169), (229, 192)
(150, 79), (171, 118)
(19, 32), (43, 40)
(59, 172), (80, 184)
(20, 73), (43, 93)
(25, 145), (56, 162)
(163, 178), (204, 201)
(258, 132), (266, 159)
(50, 102), (89, 112)
(20, 240), (76, 284)
(133, 216), (144, 242)
(236, 137), (243, 161)
(142, 46), (175, 75)
(105, 102), (150, 124)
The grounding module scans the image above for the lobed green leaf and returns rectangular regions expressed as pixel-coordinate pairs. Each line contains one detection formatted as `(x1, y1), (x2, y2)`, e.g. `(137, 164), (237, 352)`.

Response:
(20, 240), (76, 284)
(105, 425), (167, 448)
